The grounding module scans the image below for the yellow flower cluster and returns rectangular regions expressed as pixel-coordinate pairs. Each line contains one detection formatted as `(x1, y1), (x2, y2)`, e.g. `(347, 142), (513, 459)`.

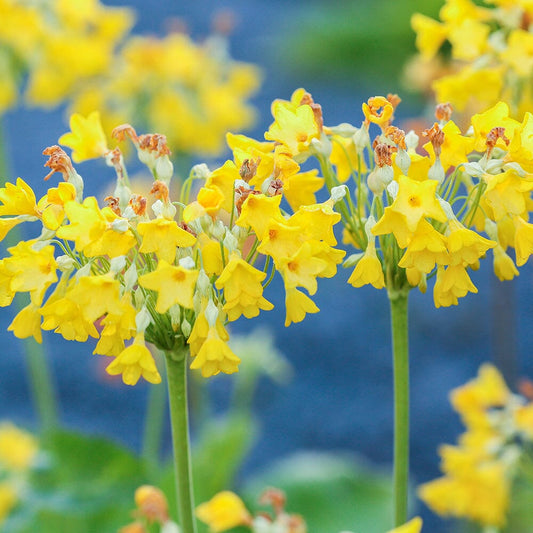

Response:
(0, 0), (260, 158)
(0, 0), (133, 112)
(71, 31), (261, 157)
(0, 112), (343, 385)
(268, 89), (533, 306)
(0, 422), (38, 526)
(419, 364), (533, 527)
(411, 0), (533, 116)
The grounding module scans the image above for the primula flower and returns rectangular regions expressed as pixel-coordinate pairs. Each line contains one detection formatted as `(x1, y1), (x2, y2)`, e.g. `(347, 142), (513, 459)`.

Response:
(0, 178), (38, 217)
(265, 100), (320, 156)
(106, 332), (161, 386)
(58, 111), (109, 162)
(196, 491), (251, 532)
(215, 256), (273, 321)
(348, 242), (385, 289)
(284, 287), (319, 327)
(8, 303), (43, 344)
(137, 218), (196, 263)
(190, 334), (241, 378)
(139, 261), (199, 313)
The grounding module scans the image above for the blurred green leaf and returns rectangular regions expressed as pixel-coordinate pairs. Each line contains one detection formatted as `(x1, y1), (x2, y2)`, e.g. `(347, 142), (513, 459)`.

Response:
(242, 451), (394, 533)
(4, 430), (146, 532)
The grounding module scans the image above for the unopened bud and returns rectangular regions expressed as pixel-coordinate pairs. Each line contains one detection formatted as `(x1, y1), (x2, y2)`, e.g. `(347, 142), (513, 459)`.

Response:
(405, 130), (419, 152)
(204, 299), (219, 327)
(124, 263), (138, 292)
(110, 218), (129, 233)
(56, 255), (76, 272)
(330, 185), (347, 203)
(135, 307), (152, 333)
(428, 158), (445, 184)
(191, 163), (210, 180)
(181, 318), (192, 338)
(155, 156), (173, 184)
(110, 255), (126, 274)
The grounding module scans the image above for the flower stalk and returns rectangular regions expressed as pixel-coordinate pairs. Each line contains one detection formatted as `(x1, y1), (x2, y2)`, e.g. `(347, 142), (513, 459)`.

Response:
(0, 119), (59, 434)
(389, 290), (410, 527)
(165, 345), (197, 533)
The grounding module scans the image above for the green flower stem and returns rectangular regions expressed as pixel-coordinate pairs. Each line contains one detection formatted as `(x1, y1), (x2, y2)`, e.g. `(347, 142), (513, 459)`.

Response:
(165, 345), (197, 533)
(388, 290), (410, 527)
(0, 118), (59, 433)
(142, 351), (167, 474)
(21, 331), (59, 433)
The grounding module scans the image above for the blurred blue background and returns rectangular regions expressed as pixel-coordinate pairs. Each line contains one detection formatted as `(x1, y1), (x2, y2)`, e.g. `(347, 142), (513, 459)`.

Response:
(1, 1), (533, 531)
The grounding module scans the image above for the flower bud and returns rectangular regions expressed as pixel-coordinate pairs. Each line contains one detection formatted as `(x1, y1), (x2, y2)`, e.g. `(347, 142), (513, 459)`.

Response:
(110, 256), (127, 274)
(56, 255), (76, 272)
(135, 306), (152, 333)
(191, 163), (210, 179)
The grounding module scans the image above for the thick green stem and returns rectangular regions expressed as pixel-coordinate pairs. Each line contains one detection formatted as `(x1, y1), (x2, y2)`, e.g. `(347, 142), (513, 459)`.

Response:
(165, 346), (197, 533)
(388, 291), (409, 527)
(142, 352), (167, 474)
(0, 118), (59, 433)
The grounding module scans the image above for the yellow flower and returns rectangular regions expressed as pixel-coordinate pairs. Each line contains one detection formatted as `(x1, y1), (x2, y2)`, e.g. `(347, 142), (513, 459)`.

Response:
(94, 294), (137, 357)
(423, 120), (474, 172)
(183, 185), (225, 222)
(446, 219), (496, 266)
(137, 219), (196, 263)
(499, 29), (533, 78)
(190, 335), (240, 378)
(470, 101), (520, 153)
(278, 242), (328, 295)
(265, 100), (320, 156)
(451, 363), (510, 421)
(0, 178), (38, 217)
(513, 216), (533, 266)
(57, 197), (108, 253)
(411, 12), (448, 59)
(236, 193), (284, 240)
(433, 264), (478, 308)
(283, 169), (324, 211)
(418, 461), (509, 527)
(387, 516), (423, 533)
(196, 491), (251, 532)
(2, 241), (57, 306)
(329, 135), (366, 182)
(139, 260), (199, 313)
(493, 244), (518, 281)
(38, 182), (77, 231)
(398, 220), (449, 274)
(215, 256), (273, 321)
(0, 482), (17, 526)
(59, 112), (109, 163)
(348, 242), (385, 289)
(106, 332), (161, 386)
(448, 18), (489, 61)
(0, 422), (38, 470)
(284, 287), (319, 327)
(7, 303), (43, 344)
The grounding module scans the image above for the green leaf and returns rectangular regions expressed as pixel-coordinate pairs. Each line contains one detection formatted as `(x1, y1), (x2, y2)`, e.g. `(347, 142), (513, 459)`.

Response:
(4, 430), (147, 532)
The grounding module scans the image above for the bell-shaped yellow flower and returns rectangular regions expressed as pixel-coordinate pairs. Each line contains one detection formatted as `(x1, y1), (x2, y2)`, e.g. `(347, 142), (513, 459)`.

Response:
(348, 241), (385, 289)
(284, 287), (319, 327)
(215, 256), (273, 321)
(59, 112), (109, 163)
(106, 332), (161, 386)
(190, 334), (240, 378)
(7, 303), (42, 344)
(0, 178), (38, 217)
